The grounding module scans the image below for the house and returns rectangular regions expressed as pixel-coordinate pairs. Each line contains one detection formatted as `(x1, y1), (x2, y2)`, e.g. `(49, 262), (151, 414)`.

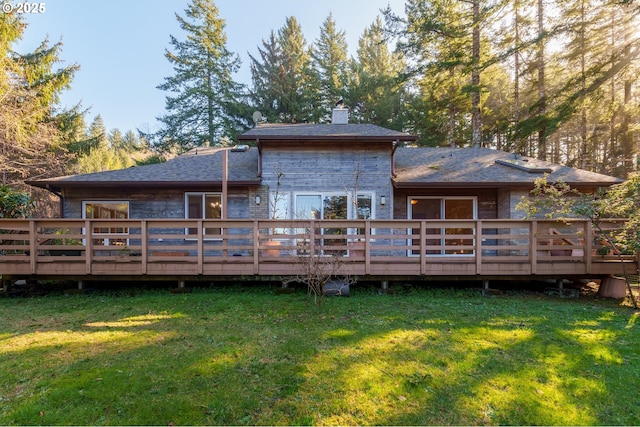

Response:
(4, 108), (630, 288)
(27, 108), (620, 225)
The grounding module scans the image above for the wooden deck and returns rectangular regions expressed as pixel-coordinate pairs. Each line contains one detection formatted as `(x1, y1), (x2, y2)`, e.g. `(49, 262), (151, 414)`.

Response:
(0, 218), (636, 284)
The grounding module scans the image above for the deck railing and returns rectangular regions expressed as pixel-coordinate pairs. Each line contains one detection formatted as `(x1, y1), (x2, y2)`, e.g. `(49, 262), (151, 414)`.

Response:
(0, 218), (636, 279)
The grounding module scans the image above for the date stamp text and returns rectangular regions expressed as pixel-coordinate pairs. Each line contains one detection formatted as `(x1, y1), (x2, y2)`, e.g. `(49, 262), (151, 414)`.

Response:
(2, 2), (46, 14)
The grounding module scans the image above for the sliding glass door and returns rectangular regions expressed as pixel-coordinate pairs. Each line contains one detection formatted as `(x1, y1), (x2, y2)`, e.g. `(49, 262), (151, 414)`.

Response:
(408, 197), (476, 256)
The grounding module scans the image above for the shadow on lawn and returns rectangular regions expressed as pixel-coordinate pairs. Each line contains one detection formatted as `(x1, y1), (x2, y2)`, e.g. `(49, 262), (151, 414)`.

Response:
(0, 289), (638, 425)
(295, 299), (637, 426)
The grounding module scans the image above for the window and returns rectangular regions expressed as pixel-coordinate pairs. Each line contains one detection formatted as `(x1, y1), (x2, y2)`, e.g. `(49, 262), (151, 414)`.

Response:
(269, 191), (289, 235)
(408, 197), (476, 256)
(269, 192), (289, 220)
(291, 192), (374, 254)
(83, 201), (129, 246)
(293, 193), (373, 220)
(185, 193), (221, 236)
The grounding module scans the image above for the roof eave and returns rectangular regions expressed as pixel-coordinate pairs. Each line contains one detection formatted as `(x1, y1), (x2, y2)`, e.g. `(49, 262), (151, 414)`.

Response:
(238, 134), (418, 142)
(392, 180), (621, 189)
(26, 180), (261, 192)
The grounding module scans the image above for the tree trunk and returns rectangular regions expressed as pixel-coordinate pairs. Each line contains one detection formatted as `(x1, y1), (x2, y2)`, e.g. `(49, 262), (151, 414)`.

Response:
(579, 0), (588, 170)
(537, 0), (547, 160)
(513, 0), (521, 154)
(471, 0), (482, 148)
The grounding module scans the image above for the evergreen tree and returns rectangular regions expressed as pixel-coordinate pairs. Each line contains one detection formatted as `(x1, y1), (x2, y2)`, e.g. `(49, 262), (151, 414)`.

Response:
(349, 17), (407, 129)
(155, 0), (247, 153)
(0, 11), (80, 216)
(387, 0), (474, 146)
(87, 115), (108, 148)
(73, 116), (158, 173)
(248, 17), (314, 123)
(310, 14), (350, 122)
(248, 31), (283, 123)
(275, 16), (314, 123)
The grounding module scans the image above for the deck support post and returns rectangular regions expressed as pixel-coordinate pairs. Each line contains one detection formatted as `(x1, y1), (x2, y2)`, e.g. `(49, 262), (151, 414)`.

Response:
(2, 280), (8, 292)
(178, 280), (185, 288)
(481, 279), (490, 296)
(378, 279), (389, 295)
(78, 280), (84, 290)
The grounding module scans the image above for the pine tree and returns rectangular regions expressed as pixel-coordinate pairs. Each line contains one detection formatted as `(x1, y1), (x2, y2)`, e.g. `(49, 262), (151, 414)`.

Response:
(275, 16), (314, 123)
(0, 11), (79, 216)
(311, 14), (350, 122)
(349, 17), (406, 129)
(155, 0), (247, 153)
(248, 17), (314, 123)
(387, 0), (474, 146)
(248, 31), (283, 123)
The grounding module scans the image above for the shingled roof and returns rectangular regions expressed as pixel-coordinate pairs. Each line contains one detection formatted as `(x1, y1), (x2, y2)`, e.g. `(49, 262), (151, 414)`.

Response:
(238, 123), (418, 142)
(27, 141), (621, 194)
(27, 147), (259, 191)
(393, 147), (622, 187)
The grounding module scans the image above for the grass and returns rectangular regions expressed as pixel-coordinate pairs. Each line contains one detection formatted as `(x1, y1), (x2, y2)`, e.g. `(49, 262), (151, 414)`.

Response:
(0, 283), (639, 425)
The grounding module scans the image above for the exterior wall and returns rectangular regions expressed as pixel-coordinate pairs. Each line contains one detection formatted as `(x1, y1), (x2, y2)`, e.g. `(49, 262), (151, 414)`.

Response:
(508, 190), (530, 219)
(261, 144), (393, 220)
(61, 187), (252, 219)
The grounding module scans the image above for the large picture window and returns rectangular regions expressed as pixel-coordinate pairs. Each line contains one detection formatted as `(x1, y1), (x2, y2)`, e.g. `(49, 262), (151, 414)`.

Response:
(185, 193), (222, 236)
(83, 201), (129, 246)
(408, 197), (476, 256)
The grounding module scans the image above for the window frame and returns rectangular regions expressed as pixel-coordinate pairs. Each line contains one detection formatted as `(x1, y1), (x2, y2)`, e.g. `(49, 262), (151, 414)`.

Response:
(407, 196), (477, 257)
(184, 192), (223, 240)
(292, 191), (375, 221)
(82, 200), (130, 247)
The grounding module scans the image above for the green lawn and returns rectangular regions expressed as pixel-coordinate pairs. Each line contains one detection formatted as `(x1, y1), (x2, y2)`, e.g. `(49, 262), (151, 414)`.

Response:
(0, 284), (638, 425)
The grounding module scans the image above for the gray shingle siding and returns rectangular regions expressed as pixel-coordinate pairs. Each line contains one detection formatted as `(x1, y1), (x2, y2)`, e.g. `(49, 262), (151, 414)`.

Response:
(262, 148), (392, 220)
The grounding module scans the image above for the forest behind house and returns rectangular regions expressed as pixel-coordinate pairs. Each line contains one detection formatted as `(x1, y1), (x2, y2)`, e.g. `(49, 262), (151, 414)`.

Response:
(1, 0), (639, 217)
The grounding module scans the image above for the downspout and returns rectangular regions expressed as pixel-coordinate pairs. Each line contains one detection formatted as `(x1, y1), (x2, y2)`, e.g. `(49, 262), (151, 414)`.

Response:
(46, 185), (64, 218)
(391, 139), (399, 177)
(257, 139), (262, 177)
(222, 149), (228, 220)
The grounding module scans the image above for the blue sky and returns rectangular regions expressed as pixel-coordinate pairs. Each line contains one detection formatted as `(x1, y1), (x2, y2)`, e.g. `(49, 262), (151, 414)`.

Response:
(16, 0), (405, 134)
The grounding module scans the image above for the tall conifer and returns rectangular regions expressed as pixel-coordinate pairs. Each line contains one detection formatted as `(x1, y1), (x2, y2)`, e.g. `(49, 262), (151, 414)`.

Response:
(156, 0), (246, 153)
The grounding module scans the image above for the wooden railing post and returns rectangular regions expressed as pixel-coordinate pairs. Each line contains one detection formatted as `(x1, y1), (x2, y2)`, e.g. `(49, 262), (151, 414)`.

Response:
(420, 221), (427, 275)
(585, 220), (592, 274)
(253, 221), (259, 274)
(475, 220), (482, 275)
(141, 220), (148, 275)
(365, 220), (371, 275)
(309, 220), (316, 257)
(197, 220), (204, 275)
(29, 220), (37, 274)
(85, 220), (93, 274)
(530, 220), (537, 275)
